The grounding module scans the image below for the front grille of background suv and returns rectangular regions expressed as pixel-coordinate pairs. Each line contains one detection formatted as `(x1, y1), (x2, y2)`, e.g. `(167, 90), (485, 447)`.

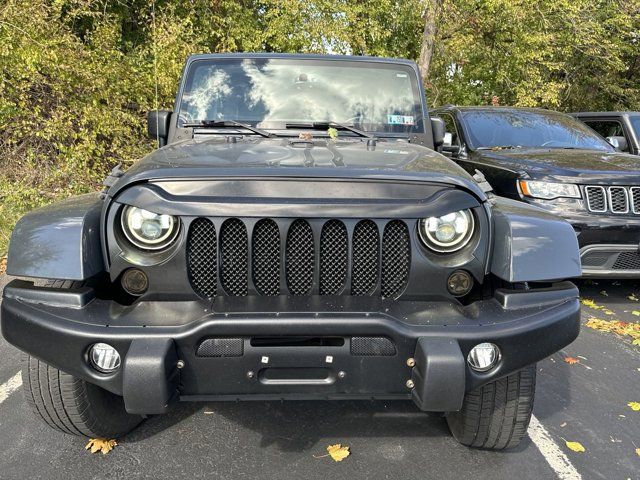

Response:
(186, 218), (411, 300)
(585, 186), (640, 214)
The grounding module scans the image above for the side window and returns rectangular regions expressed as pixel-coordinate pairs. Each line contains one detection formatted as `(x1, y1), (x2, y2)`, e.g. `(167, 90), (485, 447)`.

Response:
(584, 120), (625, 139)
(440, 114), (461, 147)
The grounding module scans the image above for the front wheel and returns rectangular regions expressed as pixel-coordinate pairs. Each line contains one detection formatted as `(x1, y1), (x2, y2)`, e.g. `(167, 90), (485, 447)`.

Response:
(22, 355), (143, 438)
(446, 365), (536, 449)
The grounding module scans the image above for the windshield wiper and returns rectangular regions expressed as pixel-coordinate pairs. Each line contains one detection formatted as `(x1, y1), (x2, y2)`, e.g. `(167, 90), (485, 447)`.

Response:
(285, 121), (376, 139)
(182, 120), (275, 138)
(476, 145), (522, 151)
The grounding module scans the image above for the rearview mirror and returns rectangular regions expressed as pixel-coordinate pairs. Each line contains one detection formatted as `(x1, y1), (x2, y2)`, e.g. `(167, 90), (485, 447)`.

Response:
(147, 110), (172, 147)
(606, 135), (628, 152)
(430, 116), (445, 147)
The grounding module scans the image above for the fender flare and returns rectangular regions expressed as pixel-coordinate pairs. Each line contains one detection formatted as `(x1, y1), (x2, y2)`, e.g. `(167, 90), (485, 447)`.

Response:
(490, 197), (582, 282)
(6, 193), (105, 280)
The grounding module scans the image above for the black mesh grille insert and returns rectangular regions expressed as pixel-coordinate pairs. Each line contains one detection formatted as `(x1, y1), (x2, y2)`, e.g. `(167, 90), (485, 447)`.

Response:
(581, 252), (612, 267)
(613, 252), (640, 270)
(586, 186), (606, 212)
(220, 218), (248, 296)
(197, 338), (244, 357)
(187, 218), (217, 298)
(320, 220), (348, 295)
(286, 220), (315, 295)
(631, 187), (640, 214)
(351, 337), (396, 356)
(609, 187), (629, 213)
(252, 219), (281, 296)
(351, 220), (380, 296)
(381, 220), (411, 298)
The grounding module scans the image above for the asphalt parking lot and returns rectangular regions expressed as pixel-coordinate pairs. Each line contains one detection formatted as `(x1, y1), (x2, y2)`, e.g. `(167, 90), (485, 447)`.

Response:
(0, 276), (638, 480)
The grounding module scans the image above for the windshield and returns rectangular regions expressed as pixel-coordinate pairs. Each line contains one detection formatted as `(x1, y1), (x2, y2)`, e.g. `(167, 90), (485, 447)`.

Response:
(630, 116), (640, 138)
(177, 57), (424, 135)
(461, 110), (614, 151)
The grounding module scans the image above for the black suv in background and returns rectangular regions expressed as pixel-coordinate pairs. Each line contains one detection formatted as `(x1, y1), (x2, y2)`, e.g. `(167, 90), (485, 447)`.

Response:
(572, 112), (640, 155)
(432, 106), (640, 278)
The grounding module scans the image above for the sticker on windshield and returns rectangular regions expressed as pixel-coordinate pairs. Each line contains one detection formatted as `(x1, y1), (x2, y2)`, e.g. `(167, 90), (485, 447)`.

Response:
(387, 115), (414, 125)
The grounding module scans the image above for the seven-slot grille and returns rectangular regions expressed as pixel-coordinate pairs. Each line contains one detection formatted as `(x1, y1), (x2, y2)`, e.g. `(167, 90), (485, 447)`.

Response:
(187, 218), (411, 299)
(585, 186), (640, 214)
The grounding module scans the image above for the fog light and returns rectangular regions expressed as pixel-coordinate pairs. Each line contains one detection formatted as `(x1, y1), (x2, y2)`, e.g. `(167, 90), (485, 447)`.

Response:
(89, 343), (121, 373)
(467, 343), (500, 372)
(122, 268), (148, 295)
(447, 270), (473, 297)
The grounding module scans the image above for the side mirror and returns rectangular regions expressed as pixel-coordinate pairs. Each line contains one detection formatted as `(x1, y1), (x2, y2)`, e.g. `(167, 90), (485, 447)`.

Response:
(430, 116), (445, 147)
(147, 110), (172, 147)
(442, 144), (462, 156)
(606, 135), (628, 152)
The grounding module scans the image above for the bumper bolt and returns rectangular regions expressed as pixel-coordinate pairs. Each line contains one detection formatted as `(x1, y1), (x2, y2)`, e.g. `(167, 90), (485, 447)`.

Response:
(405, 379), (414, 389)
(246, 371), (255, 379)
(338, 371), (346, 379)
(176, 360), (185, 369)
(406, 358), (415, 367)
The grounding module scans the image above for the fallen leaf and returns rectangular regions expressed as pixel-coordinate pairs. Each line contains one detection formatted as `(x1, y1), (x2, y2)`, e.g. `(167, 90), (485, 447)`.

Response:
(628, 402), (640, 411)
(326, 444), (350, 462)
(585, 318), (640, 344)
(600, 290), (608, 297)
(327, 127), (339, 140)
(85, 438), (117, 455)
(564, 357), (580, 365)
(633, 339), (640, 346)
(633, 311), (640, 317)
(299, 132), (313, 140)
(565, 441), (585, 453)
(635, 448), (640, 457)
(628, 294), (639, 302)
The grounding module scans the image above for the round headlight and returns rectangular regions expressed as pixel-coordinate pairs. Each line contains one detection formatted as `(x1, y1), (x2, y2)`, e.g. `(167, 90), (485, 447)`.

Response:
(121, 206), (179, 250)
(418, 209), (474, 253)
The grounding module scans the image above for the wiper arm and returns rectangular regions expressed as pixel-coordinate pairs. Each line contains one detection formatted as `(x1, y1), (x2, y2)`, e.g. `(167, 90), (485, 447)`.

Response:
(285, 121), (376, 139)
(476, 145), (522, 151)
(182, 120), (275, 138)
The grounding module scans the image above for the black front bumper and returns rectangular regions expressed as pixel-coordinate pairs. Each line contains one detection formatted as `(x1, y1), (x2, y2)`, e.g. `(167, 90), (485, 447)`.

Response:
(1, 280), (580, 415)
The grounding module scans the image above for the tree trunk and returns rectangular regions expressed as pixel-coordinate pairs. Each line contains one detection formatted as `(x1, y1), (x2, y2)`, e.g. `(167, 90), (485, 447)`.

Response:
(418, 0), (440, 83)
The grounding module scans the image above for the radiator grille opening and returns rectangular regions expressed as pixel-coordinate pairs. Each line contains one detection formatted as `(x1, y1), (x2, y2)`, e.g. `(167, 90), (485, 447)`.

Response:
(381, 220), (411, 298)
(252, 219), (281, 296)
(609, 186), (629, 213)
(286, 219), (315, 295)
(320, 220), (348, 295)
(220, 218), (248, 296)
(351, 220), (380, 296)
(187, 218), (217, 298)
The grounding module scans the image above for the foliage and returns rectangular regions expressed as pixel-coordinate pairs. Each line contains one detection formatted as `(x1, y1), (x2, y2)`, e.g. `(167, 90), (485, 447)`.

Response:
(0, 0), (639, 255)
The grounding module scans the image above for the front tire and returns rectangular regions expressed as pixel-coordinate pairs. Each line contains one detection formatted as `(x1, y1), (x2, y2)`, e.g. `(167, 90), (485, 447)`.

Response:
(446, 365), (536, 449)
(22, 355), (143, 438)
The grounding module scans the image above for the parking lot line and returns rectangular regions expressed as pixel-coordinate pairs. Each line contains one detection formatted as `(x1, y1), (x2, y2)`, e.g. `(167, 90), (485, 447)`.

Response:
(529, 415), (581, 480)
(0, 372), (22, 405)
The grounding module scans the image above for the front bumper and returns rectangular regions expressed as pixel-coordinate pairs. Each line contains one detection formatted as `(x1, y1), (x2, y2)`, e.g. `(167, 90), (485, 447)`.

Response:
(1, 280), (580, 414)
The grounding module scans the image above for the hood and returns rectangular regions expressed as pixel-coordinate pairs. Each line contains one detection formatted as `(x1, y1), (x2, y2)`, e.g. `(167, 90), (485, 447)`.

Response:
(476, 147), (640, 184)
(110, 136), (486, 199)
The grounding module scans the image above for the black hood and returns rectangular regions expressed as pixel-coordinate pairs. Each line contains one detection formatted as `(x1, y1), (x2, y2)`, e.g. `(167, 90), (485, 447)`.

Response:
(475, 147), (640, 184)
(111, 136), (486, 199)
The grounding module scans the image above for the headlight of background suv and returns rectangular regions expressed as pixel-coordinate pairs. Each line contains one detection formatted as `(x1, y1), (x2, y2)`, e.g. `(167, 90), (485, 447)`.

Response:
(418, 209), (475, 253)
(121, 206), (180, 250)
(519, 180), (580, 200)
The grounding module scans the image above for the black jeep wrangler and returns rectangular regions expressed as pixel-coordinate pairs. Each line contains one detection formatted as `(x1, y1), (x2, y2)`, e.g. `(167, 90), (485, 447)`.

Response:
(1, 54), (582, 449)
